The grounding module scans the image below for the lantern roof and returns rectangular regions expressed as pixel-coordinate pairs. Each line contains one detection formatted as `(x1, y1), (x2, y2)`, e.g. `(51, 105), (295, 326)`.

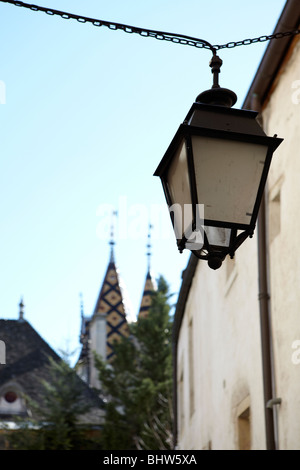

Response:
(154, 102), (282, 179)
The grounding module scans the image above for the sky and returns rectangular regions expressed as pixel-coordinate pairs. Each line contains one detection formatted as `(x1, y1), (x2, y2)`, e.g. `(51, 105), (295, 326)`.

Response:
(0, 0), (288, 363)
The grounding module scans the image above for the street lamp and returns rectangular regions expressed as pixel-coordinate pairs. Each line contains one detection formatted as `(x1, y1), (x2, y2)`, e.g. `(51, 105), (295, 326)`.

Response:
(154, 53), (283, 269)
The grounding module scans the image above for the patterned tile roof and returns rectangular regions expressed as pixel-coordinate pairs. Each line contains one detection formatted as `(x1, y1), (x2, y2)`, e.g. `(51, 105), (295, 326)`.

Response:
(0, 319), (103, 423)
(93, 254), (129, 361)
(138, 270), (156, 320)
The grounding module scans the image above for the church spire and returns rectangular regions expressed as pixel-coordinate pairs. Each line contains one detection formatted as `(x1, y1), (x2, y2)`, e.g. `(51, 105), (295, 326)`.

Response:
(76, 214), (130, 385)
(109, 210), (117, 263)
(138, 223), (156, 320)
(77, 292), (91, 384)
(79, 292), (85, 330)
(91, 219), (129, 362)
(18, 297), (25, 322)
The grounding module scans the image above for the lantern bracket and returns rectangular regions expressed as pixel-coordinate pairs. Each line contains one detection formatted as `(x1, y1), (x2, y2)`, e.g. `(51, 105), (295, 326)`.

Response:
(189, 229), (252, 270)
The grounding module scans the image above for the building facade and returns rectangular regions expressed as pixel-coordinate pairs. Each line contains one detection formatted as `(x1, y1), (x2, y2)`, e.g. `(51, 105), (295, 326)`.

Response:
(0, 302), (103, 449)
(174, 0), (300, 450)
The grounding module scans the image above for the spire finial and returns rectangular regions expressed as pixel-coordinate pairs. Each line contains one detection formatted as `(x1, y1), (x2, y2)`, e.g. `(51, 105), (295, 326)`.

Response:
(146, 223), (153, 271)
(109, 210), (118, 262)
(19, 297), (24, 321)
(79, 292), (84, 318)
(79, 292), (86, 337)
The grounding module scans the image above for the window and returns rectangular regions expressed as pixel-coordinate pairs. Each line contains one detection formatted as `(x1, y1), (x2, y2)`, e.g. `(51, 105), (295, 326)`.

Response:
(202, 440), (212, 450)
(0, 383), (27, 416)
(4, 391), (18, 403)
(178, 365), (184, 434)
(237, 396), (251, 450)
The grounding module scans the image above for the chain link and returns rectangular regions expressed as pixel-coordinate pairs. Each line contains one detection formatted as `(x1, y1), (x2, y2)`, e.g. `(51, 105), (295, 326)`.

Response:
(1, 0), (300, 53)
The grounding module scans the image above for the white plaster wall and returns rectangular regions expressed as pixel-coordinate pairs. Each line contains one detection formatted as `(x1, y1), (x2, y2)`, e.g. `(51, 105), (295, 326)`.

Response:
(177, 234), (265, 450)
(262, 38), (300, 450)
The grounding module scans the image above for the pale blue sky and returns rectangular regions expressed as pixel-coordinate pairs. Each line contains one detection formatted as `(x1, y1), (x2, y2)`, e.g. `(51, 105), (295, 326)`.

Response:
(0, 0), (287, 362)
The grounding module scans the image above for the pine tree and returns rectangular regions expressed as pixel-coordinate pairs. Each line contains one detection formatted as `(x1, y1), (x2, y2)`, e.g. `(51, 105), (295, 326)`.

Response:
(96, 275), (173, 450)
(8, 356), (100, 450)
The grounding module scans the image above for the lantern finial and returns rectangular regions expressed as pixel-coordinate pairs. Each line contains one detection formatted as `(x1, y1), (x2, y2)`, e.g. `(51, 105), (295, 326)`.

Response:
(196, 52), (237, 108)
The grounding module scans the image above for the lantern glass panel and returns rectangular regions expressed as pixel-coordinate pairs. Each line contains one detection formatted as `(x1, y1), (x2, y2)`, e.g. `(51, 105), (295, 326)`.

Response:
(205, 226), (231, 248)
(192, 136), (268, 226)
(166, 139), (192, 239)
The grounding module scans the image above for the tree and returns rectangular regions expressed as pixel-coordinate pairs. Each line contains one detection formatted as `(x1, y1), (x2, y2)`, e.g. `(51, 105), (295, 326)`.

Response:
(96, 275), (173, 450)
(8, 356), (101, 450)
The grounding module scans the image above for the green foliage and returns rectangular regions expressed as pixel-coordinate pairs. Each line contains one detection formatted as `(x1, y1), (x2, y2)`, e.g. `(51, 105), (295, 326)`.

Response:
(7, 357), (101, 450)
(96, 275), (173, 450)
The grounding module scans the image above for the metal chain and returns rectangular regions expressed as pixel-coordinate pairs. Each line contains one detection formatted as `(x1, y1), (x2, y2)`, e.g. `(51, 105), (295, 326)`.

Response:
(1, 0), (300, 53)
(216, 30), (300, 50)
